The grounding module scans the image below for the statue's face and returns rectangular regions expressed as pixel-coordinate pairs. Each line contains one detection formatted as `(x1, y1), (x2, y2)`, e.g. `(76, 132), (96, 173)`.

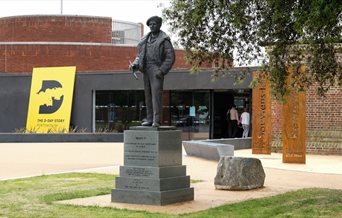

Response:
(148, 20), (160, 33)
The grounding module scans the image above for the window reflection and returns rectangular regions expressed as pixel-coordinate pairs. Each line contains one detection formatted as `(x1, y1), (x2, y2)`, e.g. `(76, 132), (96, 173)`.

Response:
(170, 91), (210, 140)
(95, 90), (145, 132)
(95, 90), (210, 139)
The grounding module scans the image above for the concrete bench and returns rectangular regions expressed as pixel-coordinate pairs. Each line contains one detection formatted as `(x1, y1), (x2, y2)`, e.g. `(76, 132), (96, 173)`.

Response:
(182, 138), (251, 161)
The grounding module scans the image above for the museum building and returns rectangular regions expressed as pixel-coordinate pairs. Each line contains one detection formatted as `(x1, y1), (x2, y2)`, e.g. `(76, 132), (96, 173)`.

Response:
(0, 15), (341, 154)
(0, 15), (254, 140)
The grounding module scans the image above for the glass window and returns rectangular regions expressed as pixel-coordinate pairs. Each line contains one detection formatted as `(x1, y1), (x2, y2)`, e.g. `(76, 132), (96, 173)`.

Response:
(95, 90), (145, 132)
(95, 89), (250, 140)
(170, 91), (210, 140)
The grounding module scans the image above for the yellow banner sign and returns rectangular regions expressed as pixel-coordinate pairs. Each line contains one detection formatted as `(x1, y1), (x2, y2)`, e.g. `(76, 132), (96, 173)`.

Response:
(26, 66), (76, 133)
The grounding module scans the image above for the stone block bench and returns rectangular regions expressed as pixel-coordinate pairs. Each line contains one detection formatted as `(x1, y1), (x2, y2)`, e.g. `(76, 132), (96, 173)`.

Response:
(182, 138), (251, 161)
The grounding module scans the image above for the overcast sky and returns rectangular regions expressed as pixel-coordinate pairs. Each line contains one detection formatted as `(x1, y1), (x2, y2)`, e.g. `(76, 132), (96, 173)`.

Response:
(0, 0), (170, 33)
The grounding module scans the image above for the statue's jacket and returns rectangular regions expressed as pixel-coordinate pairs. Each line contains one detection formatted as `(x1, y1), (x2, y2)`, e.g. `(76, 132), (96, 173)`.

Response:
(133, 30), (175, 75)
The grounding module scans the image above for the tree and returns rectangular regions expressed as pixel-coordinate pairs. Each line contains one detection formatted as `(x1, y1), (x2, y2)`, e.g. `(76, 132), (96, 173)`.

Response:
(163, 0), (341, 99)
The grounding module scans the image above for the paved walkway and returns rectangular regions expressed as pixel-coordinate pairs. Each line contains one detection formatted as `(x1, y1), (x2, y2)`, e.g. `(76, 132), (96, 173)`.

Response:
(1, 142), (341, 214)
(0, 143), (123, 180)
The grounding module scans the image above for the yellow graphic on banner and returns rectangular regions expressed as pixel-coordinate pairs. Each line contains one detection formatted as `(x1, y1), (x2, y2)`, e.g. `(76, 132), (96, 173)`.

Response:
(26, 66), (76, 133)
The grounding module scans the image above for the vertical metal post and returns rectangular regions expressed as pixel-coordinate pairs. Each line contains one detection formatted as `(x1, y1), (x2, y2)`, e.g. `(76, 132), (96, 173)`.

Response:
(209, 90), (214, 139)
(92, 90), (96, 133)
(61, 0), (63, 15)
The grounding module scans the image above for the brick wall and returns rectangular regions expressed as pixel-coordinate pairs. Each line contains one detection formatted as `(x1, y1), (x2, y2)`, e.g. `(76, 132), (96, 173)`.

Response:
(0, 44), (191, 73)
(0, 15), (194, 73)
(271, 84), (342, 155)
(0, 15), (112, 43)
(306, 84), (342, 130)
(271, 84), (342, 133)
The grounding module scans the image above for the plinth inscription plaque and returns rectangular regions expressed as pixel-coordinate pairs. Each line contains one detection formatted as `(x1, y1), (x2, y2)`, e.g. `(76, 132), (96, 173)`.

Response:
(120, 165), (186, 178)
(124, 130), (182, 167)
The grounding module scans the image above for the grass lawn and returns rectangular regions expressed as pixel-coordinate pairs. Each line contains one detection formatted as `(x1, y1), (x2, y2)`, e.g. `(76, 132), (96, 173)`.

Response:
(0, 173), (341, 218)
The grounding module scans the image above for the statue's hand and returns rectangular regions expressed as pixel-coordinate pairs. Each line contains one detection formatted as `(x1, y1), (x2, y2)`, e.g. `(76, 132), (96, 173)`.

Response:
(156, 70), (163, 79)
(129, 61), (138, 72)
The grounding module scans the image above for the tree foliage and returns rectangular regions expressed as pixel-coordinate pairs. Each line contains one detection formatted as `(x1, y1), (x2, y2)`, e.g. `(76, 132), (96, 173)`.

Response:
(163, 0), (341, 99)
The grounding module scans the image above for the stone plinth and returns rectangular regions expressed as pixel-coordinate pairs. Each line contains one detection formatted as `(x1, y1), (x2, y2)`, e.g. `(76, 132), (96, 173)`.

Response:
(111, 126), (194, 205)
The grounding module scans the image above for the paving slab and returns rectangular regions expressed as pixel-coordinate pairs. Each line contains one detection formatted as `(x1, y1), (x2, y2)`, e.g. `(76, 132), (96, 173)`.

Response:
(0, 142), (123, 180)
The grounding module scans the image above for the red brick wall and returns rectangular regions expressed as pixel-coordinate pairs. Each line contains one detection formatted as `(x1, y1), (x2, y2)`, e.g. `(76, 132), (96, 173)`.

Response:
(0, 44), (192, 73)
(0, 44), (133, 72)
(0, 15), (194, 73)
(174, 50), (192, 70)
(271, 84), (342, 155)
(0, 15), (112, 43)
(306, 84), (342, 130)
(271, 84), (342, 133)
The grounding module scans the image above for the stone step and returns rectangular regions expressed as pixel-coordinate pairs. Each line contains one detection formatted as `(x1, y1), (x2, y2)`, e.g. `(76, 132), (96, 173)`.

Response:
(111, 188), (194, 205)
(119, 165), (186, 178)
(115, 176), (190, 192)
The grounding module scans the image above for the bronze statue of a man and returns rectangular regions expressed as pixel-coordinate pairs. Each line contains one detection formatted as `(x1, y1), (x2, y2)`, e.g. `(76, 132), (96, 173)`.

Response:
(130, 16), (175, 127)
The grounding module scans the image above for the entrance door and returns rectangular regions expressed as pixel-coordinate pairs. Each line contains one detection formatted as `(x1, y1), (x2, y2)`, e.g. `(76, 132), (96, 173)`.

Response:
(213, 92), (234, 139)
(212, 90), (252, 139)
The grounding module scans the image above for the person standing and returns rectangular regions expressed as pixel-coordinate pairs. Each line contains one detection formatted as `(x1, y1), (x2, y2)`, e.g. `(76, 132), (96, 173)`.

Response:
(240, 108), (250, 138)
(228, 105), (239, 138)
(107, 103), (115, 130)
(130, 16), (175, 127)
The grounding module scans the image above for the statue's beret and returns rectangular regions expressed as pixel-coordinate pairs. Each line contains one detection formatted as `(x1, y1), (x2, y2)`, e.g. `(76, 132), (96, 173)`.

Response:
(146, 16), (162, 26)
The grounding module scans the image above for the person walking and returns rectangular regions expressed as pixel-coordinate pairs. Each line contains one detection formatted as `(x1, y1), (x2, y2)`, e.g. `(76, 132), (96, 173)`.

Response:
(240, 108), (250, 138)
